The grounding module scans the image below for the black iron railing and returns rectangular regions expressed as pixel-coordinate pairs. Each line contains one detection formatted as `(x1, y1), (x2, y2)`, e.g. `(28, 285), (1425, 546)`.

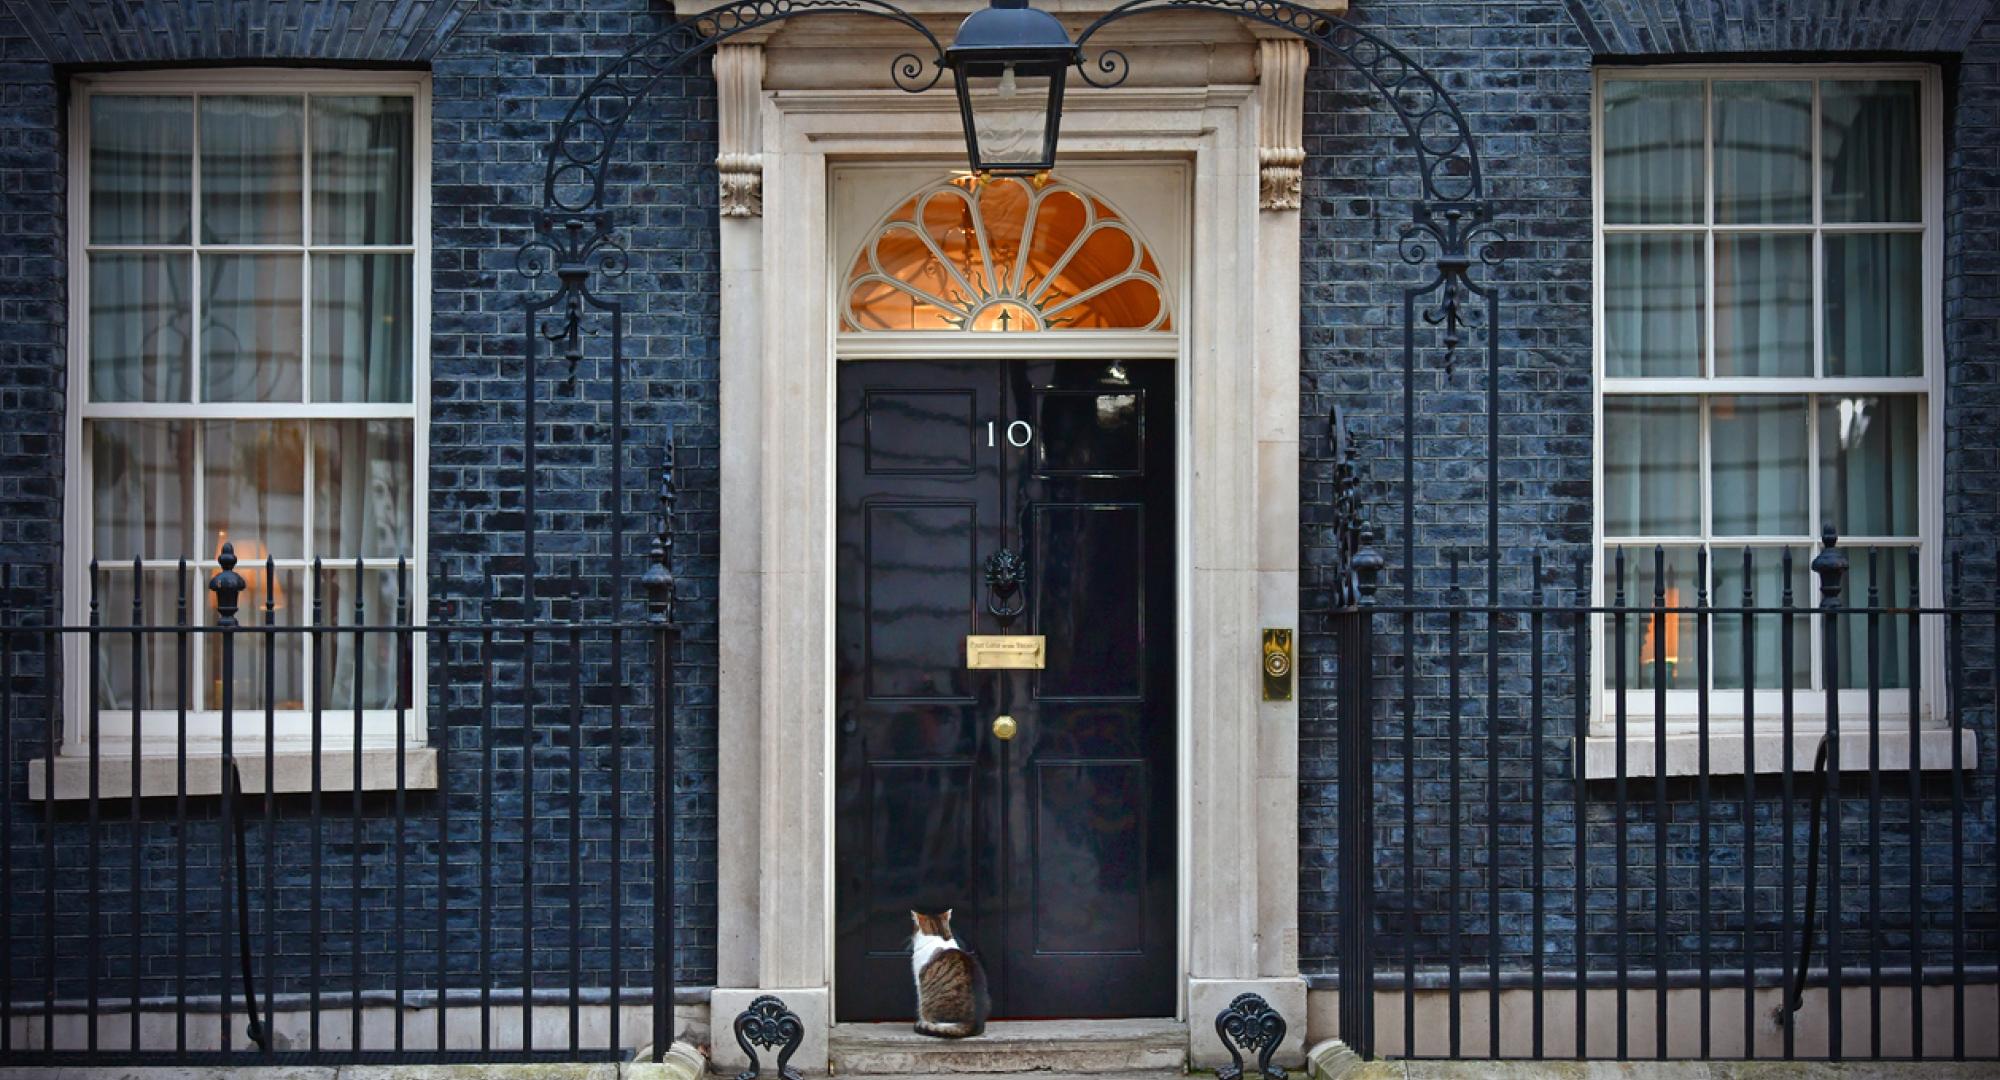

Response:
(0, 474), (684, 1066)
(1320, 426), (1998, 1059)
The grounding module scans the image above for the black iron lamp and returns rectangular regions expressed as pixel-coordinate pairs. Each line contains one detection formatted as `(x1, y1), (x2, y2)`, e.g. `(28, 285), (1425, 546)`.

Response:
(944, 0), (1079, 174)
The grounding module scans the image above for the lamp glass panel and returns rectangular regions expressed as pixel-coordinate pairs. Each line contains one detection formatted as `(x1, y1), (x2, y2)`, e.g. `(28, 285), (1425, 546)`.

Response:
(966, 69), (1053, 169)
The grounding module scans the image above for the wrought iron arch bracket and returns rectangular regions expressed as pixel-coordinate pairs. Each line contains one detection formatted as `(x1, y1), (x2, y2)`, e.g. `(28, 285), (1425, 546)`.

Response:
(1072, 0), (1504, 345)
(542, 0), (945, 217)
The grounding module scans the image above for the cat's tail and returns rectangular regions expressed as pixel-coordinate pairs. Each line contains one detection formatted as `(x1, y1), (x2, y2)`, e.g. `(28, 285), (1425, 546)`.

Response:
(914, 1020), (981, 1039)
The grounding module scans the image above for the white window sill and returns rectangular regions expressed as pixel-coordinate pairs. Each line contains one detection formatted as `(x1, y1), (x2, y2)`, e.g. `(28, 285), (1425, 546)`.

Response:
(1582, 727), (1975, 780)
(26, 748), (438, 801)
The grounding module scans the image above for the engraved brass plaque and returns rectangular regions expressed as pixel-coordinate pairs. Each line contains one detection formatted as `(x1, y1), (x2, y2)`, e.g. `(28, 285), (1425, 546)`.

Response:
(966, 634), (1046, 669)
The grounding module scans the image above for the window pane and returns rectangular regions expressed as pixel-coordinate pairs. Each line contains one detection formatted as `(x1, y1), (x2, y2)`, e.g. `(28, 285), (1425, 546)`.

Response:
(89, 96), (191, 244)
(1819, 395), (1919, 538)
(1714, 233), (1811, 377)
(201, 254), (303, 402)
(92, 420), (193, 560)
(200, 95), (303, 244)
(311, 96), (414, 246)
(1603, 545), (1700, 691)
(321, 568), (409, 711)
(312, 253), (413, 401)
(1602, 80), (1704, 225)
(1604, 233), (1703, 377)
(1604, 396), (1699, 537)
(1711, 546), (1812, 690)
(203, 565), (303, 712)
(1713, 81), (1812, 224)
(89, 252), (191, 402)
(1710, 395), (1808, 536)
(1824, 233), (1922, 377)
(94, 566), (195, 712)
(1822, 80), (1921, 224)
(1837, 546), (1915, 690)
(314, 420), (414, 559)
(204, 420), (306, 562)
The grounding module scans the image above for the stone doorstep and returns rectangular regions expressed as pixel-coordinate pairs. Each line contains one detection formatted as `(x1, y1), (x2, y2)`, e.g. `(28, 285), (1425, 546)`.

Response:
(827, 1018), (1190, 1075)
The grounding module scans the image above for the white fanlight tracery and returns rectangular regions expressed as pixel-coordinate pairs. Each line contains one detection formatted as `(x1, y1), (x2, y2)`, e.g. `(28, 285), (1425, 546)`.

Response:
(843, 175), (1173, 333)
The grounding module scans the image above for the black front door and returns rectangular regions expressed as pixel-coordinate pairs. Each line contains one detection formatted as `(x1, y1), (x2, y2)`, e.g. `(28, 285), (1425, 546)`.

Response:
(834, 358), (1176, 1021)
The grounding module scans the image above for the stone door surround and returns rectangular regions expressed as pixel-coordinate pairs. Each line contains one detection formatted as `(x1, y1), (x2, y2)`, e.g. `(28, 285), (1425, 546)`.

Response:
(706, 3), (1321, 1070)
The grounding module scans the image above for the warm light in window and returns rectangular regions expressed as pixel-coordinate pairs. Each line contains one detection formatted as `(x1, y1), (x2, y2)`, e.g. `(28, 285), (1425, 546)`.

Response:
(843, 176), (1171, 333)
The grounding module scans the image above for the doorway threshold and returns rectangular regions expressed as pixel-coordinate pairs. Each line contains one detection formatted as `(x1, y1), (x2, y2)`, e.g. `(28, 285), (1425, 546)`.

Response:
(828, 1017), (1187, 1075)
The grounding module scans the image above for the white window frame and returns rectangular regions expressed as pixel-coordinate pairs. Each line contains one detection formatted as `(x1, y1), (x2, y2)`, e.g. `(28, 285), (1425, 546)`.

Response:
(60, 69), (432, 761)
(1589, 63), (1948, 747)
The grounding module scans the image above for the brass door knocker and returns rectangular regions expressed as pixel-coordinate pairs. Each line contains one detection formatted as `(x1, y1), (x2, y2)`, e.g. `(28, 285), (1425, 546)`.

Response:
(983, 548), (1028, 626)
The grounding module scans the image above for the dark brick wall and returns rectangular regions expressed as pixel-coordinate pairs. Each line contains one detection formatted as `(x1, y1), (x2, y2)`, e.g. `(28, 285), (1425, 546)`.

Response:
(1297, 0), (2000, 983)
(0, 0), (723, 1010)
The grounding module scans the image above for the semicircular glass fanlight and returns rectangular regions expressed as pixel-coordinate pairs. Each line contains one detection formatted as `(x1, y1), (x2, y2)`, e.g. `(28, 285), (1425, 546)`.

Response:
(843, 176), (1172, 333)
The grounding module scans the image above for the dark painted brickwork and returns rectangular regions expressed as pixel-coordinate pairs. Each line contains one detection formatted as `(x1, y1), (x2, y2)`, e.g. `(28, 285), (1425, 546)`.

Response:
(1297, 0), (2000, 981)
(0, 0), (723, 1008)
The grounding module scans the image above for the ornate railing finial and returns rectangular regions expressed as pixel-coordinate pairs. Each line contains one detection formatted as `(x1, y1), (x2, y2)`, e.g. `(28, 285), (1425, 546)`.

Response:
(643, 428), (679, 625)
(1811, 525), (1847, 610)
(209, 542), (246, 628)
(1325, 405), (1382, 611)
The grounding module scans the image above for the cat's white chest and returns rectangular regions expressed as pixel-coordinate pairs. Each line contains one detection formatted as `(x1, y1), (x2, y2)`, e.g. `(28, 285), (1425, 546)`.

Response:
(911, 931), (956, 978)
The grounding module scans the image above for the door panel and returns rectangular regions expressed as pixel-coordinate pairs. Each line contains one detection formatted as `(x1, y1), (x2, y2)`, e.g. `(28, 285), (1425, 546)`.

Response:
(836, 359), (1174, 1022)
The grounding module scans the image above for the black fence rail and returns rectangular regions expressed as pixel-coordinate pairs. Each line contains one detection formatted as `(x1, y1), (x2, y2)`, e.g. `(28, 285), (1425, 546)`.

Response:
(1324, 529), (2000, 1061)
(0, 495), (684, 1065)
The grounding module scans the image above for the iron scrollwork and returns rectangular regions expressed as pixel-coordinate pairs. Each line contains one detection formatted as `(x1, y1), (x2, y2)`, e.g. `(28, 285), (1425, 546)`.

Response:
(733, 994), (806, 1080)
(1214, 991), (1288, 1080)
(643, 429), (680, 626)
(1072, 0), (1505, 358)
(1323, 406), (1382, 612)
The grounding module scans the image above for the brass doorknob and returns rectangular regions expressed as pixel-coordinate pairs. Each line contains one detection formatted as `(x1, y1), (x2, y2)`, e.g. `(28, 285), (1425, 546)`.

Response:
(992, 714), (1018, 741)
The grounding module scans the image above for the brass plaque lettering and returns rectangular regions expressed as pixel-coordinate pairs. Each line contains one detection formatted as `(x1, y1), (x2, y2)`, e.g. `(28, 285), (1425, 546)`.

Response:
(966, 634), (1046, 670)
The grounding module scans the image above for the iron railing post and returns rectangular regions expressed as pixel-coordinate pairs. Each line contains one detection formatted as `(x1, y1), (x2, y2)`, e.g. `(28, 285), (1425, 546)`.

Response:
(644, 434), (681, 1063)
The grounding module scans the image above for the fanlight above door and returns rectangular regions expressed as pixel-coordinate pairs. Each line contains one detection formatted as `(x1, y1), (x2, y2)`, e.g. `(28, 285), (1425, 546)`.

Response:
(842, 176), (1173, 333)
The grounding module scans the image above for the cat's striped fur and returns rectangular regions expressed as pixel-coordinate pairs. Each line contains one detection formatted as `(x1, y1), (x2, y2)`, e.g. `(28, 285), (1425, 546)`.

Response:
(910, 910), (990, 1038)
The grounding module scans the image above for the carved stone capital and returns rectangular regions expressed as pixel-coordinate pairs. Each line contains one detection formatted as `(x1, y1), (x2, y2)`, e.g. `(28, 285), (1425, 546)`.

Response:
(1256, 39), (1307, 212)
(717, 44), (765, 217)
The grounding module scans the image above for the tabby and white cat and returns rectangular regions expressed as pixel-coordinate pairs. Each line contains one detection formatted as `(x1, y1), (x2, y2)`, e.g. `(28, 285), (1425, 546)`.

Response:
(909, 910), (990, 1038)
